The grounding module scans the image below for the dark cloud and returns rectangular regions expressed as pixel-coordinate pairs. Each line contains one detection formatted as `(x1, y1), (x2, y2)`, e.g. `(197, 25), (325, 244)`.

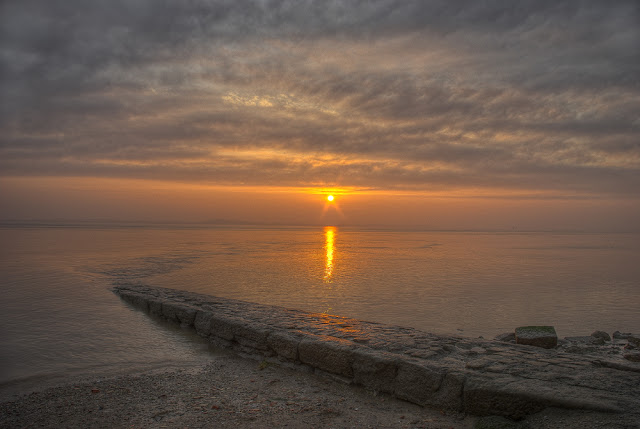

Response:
(1, 0), (639, 198)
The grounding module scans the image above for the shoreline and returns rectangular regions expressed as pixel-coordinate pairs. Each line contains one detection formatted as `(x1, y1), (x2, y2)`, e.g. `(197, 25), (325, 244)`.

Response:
(3, 354), (637, 429)
(2, 283), (639, 428)
(0, 354), (476, 428)
(113, 284), (639, 420)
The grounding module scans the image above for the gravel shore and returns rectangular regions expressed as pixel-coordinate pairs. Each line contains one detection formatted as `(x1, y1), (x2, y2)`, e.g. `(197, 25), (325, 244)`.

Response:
(0, 353), (473, 428)
(3, 352), (638, 428)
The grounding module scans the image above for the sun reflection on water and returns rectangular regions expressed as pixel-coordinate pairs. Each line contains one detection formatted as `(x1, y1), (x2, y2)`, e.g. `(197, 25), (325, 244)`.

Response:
(323, 226), (336, 283)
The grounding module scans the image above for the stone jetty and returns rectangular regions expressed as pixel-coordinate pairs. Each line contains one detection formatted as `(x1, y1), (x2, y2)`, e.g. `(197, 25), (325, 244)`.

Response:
(113, 284), (640, 421)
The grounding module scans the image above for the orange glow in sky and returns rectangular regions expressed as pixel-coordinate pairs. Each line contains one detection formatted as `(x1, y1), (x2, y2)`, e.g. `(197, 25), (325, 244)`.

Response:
(1, 2), (638, 232)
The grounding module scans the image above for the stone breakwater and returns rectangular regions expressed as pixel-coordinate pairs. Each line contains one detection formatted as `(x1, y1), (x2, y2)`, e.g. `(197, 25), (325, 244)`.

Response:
(113, 284), (640, 420)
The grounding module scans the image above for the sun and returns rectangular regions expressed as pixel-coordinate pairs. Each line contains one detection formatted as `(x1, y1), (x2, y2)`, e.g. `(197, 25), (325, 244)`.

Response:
(327, 195), (334, 202)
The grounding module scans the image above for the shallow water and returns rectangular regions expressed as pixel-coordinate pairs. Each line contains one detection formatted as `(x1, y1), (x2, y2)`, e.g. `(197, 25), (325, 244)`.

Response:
(1, 225), (639, 397)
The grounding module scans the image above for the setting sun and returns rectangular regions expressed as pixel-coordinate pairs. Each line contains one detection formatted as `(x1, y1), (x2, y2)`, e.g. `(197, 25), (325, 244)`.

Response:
(327, 195), (334, 202)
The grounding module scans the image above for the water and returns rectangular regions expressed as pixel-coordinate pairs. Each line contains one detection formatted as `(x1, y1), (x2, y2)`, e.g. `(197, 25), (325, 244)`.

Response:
(1, 225), (639, 398)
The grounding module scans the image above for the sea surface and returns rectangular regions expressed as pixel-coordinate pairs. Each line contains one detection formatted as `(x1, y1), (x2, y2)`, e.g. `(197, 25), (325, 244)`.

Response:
(1, 225), (639, 399)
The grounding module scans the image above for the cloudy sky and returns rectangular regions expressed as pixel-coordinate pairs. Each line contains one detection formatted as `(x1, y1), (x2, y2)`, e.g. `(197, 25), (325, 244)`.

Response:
(1, 1), (639, 230)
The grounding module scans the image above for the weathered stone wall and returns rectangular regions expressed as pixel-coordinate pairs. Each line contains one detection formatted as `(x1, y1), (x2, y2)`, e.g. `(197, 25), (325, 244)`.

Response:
(113, 284), (640, 419)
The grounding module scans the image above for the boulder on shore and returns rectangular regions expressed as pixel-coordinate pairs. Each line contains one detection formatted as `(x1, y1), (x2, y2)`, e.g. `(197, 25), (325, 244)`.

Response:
(591, 330), (611, 342)
(515, 326), (557, 349)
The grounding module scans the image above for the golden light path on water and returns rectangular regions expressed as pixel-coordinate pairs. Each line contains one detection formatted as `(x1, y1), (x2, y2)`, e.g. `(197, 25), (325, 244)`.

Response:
(323, 226), (336, 283)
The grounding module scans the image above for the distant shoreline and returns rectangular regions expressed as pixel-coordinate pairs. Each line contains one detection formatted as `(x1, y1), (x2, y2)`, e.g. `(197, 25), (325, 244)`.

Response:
(2, 219), (638, 234)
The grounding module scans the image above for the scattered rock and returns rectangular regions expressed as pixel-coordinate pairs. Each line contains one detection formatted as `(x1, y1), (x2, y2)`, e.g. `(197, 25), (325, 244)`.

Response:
(565, 335), (605, 346)
(624, 351), (640, 362)
(494, 333), (516, 343)
(591, 331), (611, 342)
(613, 331), (633, 339)
(470, 346), (486, 354)
(515, 326), (557, 349)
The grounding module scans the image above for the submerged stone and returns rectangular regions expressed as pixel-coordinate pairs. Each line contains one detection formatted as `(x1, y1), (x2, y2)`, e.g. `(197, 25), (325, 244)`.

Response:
(515, 326), (557, 349)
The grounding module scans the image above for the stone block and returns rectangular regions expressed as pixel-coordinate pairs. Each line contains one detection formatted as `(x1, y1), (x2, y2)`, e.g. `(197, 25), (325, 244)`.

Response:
(119, 292), (149, 312)
(351, 348), (397, 394)
(515, 326), (557, 349)
(298, 335), (356, 378)
(193, 311), (214, 337)
(209, 315), (243, 341)
(393, 360), (444, 406)
(162, 302), (197, 326)
(233, 322), (271, 351)
(463, 376), (548, 418)
(267, 331), (300, 361)
(464, 376), (620, 419)
(147, 297), (163, 316)
(415, 369), (465, 411)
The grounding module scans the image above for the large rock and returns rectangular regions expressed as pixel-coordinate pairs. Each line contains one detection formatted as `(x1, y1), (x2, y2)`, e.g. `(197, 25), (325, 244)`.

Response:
(298, 335), (356, 378)
(267, 331), (300, 361)
(627, 335), (640, 348)
(351, 348), (397, 394)
(591, 330), (611, 342)
(161, 302), (197, 326)
(515, 326), (557, 349)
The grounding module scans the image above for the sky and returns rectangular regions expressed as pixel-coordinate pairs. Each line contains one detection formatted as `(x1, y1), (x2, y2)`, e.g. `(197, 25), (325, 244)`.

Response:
(1, 1), (639, 230)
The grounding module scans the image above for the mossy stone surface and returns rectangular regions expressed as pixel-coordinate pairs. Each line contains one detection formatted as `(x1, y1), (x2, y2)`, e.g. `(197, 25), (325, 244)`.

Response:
(515, 326), (557, 349)
(515, 326), (556, 336)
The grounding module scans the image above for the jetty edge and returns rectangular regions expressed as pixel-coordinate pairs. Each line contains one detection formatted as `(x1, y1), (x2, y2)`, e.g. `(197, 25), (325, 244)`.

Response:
(113, 284), (640, 420)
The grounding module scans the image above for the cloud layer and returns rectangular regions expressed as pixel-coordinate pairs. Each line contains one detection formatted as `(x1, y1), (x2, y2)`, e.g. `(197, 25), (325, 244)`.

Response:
(2, 0), (639, 197)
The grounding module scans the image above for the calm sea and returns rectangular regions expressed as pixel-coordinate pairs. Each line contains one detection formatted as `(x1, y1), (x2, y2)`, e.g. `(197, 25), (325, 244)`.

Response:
(1, 225), (639, 398)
